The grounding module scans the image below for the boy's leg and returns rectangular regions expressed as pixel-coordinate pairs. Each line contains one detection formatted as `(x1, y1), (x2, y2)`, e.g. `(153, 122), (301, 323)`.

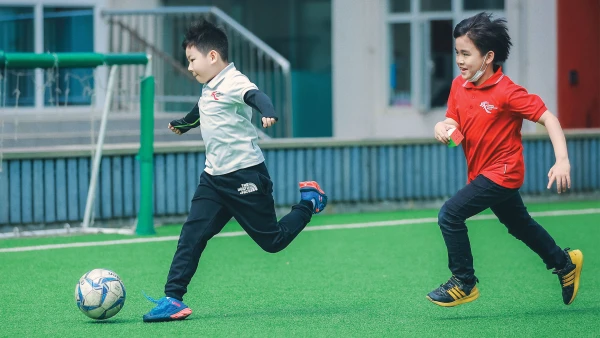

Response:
(490, 192), (565, 269)
(427, 175), (515, 307)
(214, 163), (321, 253)
(164, 172), (232, 300)
(490, 192), (583, 305)
(437, 175), (515, 282)
(144, 172), (232, 323)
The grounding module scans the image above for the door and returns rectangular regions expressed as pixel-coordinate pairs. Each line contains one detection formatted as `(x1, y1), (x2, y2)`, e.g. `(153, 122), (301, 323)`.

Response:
(557, 0), (600, 128)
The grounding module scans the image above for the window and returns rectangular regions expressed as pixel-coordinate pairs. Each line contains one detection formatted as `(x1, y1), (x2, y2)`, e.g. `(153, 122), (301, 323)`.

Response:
(0, 7), (34, 52)
(0, 5), (95, 108)
(44, 7), (94, 106)
(464, 0), (504, 10)
(0, 6), (35, 107)
(390, 23), (411, 106)
(428, 20), (453, 108)
(387, 0), (505, 110)
(389, 0), (410, 12)
(421, 0), (450, 12)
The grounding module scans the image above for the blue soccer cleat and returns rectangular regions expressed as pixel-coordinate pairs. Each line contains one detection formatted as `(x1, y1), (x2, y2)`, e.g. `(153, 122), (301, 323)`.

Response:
(143, 294), (192, 323)
(299, 181), (328, 214)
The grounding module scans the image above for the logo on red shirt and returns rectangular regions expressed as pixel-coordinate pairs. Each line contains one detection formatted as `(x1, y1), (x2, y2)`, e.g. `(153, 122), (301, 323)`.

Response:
(479, 101), (497, 114)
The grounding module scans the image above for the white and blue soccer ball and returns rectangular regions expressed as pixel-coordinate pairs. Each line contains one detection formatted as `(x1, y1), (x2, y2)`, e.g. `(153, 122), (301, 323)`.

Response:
(75, 268), (126, 320)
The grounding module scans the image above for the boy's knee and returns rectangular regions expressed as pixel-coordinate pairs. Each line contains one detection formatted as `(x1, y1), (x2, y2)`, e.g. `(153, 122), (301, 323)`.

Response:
(438, 203), (451, 224)
(254, 235), (287, 253)
(260, 243), (284, 254)
(438, 202), (463, 230)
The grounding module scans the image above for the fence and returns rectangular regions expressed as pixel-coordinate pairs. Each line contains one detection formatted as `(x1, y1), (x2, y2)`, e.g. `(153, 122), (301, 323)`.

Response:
(1, 131), (599, 227)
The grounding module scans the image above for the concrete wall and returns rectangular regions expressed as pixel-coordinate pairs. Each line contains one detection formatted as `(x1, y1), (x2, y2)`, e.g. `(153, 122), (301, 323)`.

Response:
(332, 0), (557, 138)
(107, 0), (160, 9)
(2, 0), (559, 138)
(332, 0), (388, 139)
(506, 0), (557, 132)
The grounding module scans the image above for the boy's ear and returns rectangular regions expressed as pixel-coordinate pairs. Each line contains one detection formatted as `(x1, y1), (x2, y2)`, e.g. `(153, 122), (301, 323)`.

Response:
(485, 51), (495, 65)
(209, 50), (219, 63)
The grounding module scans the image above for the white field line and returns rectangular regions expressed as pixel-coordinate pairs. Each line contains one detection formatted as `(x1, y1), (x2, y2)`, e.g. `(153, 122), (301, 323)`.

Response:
(1, 208), (598, 253)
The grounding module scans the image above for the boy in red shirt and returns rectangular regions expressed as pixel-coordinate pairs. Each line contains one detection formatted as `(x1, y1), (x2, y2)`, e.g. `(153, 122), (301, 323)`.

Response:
(428, 12), (583, 307)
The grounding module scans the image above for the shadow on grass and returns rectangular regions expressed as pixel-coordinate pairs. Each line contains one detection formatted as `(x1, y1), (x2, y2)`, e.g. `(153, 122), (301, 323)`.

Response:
(85, 317), (142, 324)
(435, 306), (600, 321)
(193, 305), (364, 321)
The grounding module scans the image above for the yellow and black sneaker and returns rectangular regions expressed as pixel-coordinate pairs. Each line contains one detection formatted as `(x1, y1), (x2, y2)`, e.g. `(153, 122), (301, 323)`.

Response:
(553, 248), (583, 305)
(426, 275), (479, 307)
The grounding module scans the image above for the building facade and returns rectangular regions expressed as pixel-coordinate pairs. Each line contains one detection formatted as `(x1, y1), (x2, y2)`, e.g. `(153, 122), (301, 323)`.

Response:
(1, 0), (597, 138)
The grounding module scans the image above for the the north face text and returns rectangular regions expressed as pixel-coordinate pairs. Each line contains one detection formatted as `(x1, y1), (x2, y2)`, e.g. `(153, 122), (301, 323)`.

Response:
(238, 183), (258, 194)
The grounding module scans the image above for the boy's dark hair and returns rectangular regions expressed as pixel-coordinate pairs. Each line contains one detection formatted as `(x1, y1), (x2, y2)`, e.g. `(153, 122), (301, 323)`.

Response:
(182, 21), (228, 61)
(453, 12), (512, 66)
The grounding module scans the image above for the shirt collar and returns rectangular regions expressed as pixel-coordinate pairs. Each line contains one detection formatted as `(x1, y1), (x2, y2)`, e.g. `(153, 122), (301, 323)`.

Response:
(462, 66), (505, 89)
(204, 62), (236, 89)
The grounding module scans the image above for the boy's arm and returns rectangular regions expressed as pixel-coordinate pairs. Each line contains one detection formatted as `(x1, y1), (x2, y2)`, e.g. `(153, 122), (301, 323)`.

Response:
(243, 89), (279, 121)
(434, 78), (460, 144)
(169, 103), (200, 134)
(537, 110), (571, 193)
(434, 118), (459, 145)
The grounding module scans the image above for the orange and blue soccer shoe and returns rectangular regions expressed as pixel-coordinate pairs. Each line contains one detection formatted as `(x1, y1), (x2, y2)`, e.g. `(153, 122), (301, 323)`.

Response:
(143, 295), (192, 323)
(553, 248), (583, 305)
(426, 275), (480, 307)
(299, 181), (328, 214)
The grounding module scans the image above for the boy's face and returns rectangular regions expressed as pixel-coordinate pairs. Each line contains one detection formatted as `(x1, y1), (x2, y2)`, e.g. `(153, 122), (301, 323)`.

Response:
(454, 35), (492, 80)
(186, 45), (218, 84)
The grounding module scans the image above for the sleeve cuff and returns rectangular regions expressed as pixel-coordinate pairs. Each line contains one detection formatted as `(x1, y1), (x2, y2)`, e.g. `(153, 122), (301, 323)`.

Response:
(531, 105), (548, 122)
(240, 85), (259, 101)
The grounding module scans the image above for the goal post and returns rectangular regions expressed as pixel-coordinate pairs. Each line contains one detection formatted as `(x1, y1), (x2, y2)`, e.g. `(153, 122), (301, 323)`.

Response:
(0, 52), (150, 69)
(138, 71), (155, 235)
(0, 52), (155, 236)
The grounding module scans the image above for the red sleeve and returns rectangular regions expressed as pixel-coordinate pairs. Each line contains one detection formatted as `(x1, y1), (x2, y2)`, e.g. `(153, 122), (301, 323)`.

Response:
(507, 85), (547, 122)
(445, 77), (460, 122)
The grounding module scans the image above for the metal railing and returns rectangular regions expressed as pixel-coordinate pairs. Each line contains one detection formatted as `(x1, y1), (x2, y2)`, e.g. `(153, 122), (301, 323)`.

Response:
(102, 7), (293, 138)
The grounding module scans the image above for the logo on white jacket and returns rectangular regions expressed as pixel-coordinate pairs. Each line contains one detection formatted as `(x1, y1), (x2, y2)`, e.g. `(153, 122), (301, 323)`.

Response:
(238, 183), (258, 194)
(480, 101), (497, 114)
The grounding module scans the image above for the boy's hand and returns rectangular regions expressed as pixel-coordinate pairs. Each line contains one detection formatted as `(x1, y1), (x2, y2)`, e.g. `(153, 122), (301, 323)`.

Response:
(547, 159), (571, 194)
(434, 122), (454, 145)
(169, 117), (198, 135)
(262, 117), (277, 128)
(168, 123), (183, 135)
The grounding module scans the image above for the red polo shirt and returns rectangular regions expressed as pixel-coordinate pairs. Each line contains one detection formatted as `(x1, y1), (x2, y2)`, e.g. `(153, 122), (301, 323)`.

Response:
(446, 67), (547, 189)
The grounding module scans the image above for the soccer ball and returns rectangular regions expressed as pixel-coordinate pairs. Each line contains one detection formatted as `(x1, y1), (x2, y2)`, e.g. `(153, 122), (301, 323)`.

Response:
(75, 268), (126, 320)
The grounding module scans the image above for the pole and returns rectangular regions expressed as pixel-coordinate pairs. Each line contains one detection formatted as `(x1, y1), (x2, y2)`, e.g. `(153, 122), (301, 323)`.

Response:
(136, 72), (155, 235)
